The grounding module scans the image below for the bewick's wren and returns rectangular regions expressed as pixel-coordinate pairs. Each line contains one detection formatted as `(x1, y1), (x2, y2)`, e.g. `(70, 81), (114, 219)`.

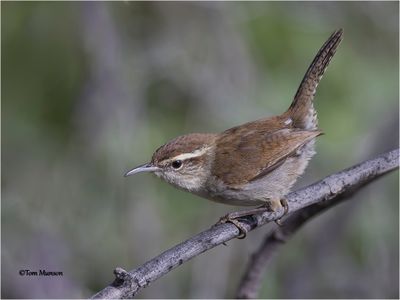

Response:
(125, 29), (343, 237)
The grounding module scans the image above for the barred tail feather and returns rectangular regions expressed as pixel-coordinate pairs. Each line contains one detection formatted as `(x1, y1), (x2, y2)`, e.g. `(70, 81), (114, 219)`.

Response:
(287, 29), (343, 130)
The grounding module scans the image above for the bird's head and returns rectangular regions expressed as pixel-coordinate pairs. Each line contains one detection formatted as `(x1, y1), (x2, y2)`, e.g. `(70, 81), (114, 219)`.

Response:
(125, 133), (217, 193)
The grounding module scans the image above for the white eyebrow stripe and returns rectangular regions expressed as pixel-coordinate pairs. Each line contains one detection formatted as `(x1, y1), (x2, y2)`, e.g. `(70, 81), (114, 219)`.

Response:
(168, 147), (209, 162)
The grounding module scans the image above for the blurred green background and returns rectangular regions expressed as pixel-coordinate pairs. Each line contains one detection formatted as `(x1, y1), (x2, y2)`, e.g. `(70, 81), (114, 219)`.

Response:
(2, 2), (399, 298)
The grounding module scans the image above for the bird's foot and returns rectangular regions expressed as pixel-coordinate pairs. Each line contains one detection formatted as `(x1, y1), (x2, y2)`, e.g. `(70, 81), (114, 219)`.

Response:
(216, 198), (289, 238)
(218, 214), (248, 239)
(274, 198), (289, 226)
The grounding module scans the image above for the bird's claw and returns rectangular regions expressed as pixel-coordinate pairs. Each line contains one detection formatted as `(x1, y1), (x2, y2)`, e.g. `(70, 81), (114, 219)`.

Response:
(217, 215), (248, 239)
(274, 198), (289, 226)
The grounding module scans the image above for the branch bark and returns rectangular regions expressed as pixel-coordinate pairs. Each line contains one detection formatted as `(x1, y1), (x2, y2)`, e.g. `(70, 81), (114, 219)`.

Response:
(91, 149), (399, 299)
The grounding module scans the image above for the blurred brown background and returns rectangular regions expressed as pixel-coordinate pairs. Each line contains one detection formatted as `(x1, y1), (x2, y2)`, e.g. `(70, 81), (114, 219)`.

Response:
(2, 2), (399, 298)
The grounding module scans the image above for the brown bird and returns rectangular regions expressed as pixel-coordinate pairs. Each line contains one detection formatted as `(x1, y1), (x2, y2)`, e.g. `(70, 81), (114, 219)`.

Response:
(125, 29), (343, 237)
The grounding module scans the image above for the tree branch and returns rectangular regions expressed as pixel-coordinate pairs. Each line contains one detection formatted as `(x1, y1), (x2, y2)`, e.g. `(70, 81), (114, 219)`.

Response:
(235, 172), (372, 298)
(91, 149), (399, 299)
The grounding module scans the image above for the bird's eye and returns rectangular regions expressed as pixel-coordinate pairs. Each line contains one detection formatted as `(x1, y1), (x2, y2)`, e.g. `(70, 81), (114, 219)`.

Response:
(171, 160), (183, 169)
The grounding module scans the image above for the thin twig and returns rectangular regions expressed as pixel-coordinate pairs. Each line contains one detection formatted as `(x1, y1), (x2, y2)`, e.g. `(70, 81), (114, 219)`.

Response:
(91, 149), (399, 299)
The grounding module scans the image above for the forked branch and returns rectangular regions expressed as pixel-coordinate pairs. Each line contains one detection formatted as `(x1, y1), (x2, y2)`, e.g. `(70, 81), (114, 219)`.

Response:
(92, 149), (399, 299)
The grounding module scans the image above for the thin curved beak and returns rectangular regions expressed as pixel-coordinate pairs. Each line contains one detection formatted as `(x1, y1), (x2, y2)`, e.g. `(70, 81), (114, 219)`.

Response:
(124, 163), (160, 177)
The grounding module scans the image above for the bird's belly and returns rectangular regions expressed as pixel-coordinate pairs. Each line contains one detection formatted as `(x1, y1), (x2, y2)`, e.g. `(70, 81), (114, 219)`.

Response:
(206, 191), (266, 206)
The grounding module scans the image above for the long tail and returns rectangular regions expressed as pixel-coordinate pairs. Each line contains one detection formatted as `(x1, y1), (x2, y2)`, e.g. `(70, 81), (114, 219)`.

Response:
(287, 29), (343, 130)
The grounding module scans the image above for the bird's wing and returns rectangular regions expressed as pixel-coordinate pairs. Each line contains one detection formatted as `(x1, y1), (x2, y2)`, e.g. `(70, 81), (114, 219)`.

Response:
(214, 128), (321, 187)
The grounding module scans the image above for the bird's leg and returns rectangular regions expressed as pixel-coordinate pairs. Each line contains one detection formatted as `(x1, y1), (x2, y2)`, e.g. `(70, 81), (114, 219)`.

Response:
(217, 198), (289, 238)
